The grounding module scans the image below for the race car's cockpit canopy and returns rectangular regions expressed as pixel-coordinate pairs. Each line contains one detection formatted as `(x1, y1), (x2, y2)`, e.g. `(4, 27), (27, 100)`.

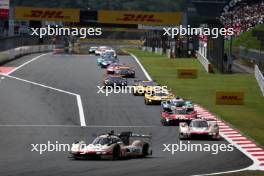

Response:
(92, 136), (122, 145)
(190, 120), (209, 128)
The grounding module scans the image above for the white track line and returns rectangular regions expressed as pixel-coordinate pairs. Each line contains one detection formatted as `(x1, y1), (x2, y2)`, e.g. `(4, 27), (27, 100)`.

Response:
(6, 53), (49, 75)
(1, 73), (86, 127)
(129, 52), (264, 175)
(76, 95), (86, 126)
(129, 53), (152, 81)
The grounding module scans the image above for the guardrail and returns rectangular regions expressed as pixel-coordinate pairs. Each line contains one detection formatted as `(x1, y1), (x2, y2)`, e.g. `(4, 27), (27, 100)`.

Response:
(254, 64), (264, 96)
(196, 51), (213, 73)
(234, 46), (264, 64)
(0, 35), (52, 52)
(0, 45), (55, 65)
(154, 47), (163, 55)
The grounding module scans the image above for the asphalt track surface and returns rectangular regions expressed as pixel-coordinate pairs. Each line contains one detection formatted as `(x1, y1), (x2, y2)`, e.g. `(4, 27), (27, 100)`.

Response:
(0, 53), (252, 176)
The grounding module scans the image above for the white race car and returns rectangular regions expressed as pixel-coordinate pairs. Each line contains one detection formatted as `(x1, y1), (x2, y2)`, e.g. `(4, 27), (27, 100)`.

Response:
(70, 131), (152, 160)
(179, 119), (219, 139)
(89, 46), (98, 54)
(95, 46), (112, 56)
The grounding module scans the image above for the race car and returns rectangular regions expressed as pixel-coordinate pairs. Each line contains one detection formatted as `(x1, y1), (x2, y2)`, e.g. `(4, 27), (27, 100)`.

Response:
(103, 75), (127, 87)
(106, 63), (128, 74)
(89, 46), (98, 54)
(100, 57), (119, 68)
(161, 97), (193, 112)
(95, 46), (111, 56)
(104, 49), (117, 58)
(114, 67), (135, 78)
(133, 80), (159, 96)
(179, 119), (220, 140)
(160, 105), (197, 125)
(144, 89), (175, 105)
(70, 131), (152, 160)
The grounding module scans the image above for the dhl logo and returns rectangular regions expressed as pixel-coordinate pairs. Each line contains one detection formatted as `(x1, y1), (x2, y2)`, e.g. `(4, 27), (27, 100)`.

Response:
(220, 96), (240, 100)
(215, 91), (244, 105)
(116, 14), (162, 22)
(24, 10), (66, 19)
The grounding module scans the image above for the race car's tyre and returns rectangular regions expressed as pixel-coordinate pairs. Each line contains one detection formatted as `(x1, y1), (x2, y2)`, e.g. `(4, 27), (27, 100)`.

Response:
(144, 99), (150, 105)
(142, 143), (149, 157)
(112, 145), (121, 160)
(179, 133), (185, 140)
(160, 119), (167, 126)
(133, 91), (138, 96)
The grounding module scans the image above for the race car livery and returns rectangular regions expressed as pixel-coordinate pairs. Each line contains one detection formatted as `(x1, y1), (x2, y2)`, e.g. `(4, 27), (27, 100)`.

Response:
(103, 75), (127, 87)
(114, 67), (135, 78)
(144, 89), (175, 105)
(161, 97), (193, 112)
(95, 46), (111, 56)
(161, 105), (197, 125)
(179, 119), (220, 139)
(133, 80), (159, 96)
(100, 57), (119, 68)
(70, 131), (152, 160)
(89, 46), (98, 54)
(106, 63), (128, 74)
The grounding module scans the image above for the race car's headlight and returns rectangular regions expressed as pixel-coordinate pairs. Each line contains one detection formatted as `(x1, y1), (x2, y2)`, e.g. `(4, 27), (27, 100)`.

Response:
(102, 151), (107, 154)
(96, 152), (102, 154)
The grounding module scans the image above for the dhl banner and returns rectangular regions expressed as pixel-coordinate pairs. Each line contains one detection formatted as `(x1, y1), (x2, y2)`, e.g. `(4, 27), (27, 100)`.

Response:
(215, 91), (244, 105)
(177, 69), (198, 79)
(15, 6), (80, 22)
(98, 10), (182, 26)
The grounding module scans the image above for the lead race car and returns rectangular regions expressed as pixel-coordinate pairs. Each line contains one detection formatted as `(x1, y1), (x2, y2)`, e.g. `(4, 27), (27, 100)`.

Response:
(179, 119), (220, 140)
(70, 131), (152, 160)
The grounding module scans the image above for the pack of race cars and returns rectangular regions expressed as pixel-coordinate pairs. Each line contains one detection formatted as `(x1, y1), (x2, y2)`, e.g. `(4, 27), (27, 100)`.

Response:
(70, 46), (220, 160)
(92, 46), (220, 139)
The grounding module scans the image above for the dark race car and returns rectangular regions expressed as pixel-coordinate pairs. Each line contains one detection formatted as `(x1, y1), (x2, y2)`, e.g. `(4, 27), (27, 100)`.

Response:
(114, 68), (135, 78)
(100, 57), (119, 68)
(103, 75), (127, 87)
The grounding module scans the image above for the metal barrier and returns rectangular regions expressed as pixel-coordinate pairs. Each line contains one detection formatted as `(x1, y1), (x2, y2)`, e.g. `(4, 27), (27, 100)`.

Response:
(0, 45), (55, 65)
(0, 35), (52, 52)
(154, 47), (163, 55)
(255, 64), (264, 96)
(234, 46), (264, 64)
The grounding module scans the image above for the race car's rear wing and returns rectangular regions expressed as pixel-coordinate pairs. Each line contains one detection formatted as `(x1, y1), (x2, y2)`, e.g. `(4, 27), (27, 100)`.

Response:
(119, 131), (152, 145)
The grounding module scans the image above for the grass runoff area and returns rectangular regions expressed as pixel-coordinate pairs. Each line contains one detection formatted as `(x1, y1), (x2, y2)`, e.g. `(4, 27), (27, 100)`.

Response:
(225, 24), (264, 50)
(125, 48), (264, 148)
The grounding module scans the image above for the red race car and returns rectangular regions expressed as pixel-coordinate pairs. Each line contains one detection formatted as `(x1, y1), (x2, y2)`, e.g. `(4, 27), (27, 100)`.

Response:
(161, 106), (197, 126)
(106, 63), (128, 74)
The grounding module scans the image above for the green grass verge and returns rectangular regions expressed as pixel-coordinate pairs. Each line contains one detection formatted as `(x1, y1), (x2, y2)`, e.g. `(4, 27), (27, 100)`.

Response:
(125, 48), (264, 146)
(225, 24), (264, 51)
